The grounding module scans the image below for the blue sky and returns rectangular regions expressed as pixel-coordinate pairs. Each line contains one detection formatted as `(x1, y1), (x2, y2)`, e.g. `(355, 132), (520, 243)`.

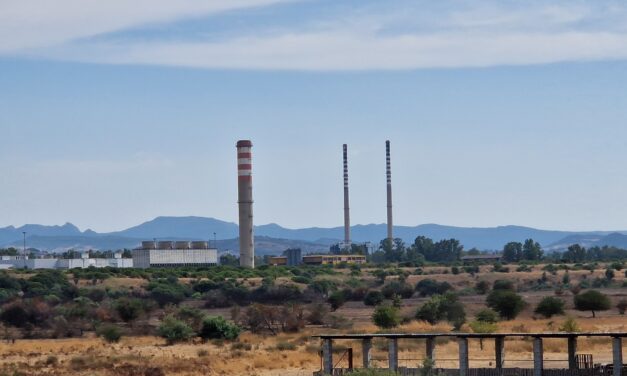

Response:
(2, 0), (627, 233)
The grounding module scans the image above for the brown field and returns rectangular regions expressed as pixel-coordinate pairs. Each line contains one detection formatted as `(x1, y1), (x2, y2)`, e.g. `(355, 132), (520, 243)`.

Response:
(0, 264), (625, 375)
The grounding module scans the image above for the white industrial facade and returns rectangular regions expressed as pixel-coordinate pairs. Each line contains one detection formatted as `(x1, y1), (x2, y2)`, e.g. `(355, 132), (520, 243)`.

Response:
(132, 249), (218, 268)
(0, 254), (133, 270)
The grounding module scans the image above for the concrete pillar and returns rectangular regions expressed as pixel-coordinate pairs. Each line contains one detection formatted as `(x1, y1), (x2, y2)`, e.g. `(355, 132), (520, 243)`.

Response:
(613, 337), (623, 376)
(362, 338), (372, 369)
(533, 337), (543, 376)
(495, 337), (505, 369)
(388, 338), (398, 371)
(568, 336), (577, 370)
(459, 337), (469, 376)
(426, 337), (436, 362)
(323, 338), (333, 375)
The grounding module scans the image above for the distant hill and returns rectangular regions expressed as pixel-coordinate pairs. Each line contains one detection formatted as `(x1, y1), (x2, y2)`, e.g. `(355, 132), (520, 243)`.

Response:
(1, 216), (625, 253)
(548, 232), (627, 251)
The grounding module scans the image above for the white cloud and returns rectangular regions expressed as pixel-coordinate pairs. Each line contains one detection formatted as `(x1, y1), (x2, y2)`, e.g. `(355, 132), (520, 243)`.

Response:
(0, 0), (293, 53)
(4, 0), (627, 70)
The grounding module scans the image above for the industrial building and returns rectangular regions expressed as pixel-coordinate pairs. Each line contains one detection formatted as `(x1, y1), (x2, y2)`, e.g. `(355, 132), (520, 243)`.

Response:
(237, 140), (255, 268)
(0, 252), (132, 270)
(132, 241), (217, 268)
(302, 254), (366, 265)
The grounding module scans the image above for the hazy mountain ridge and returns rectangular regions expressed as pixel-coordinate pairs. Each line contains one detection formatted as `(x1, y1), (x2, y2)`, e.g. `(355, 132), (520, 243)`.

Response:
(1, 216), (625, 253)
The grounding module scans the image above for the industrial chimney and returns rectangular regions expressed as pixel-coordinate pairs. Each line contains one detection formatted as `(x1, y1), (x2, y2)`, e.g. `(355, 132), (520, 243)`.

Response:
(386, 140), (393, 242)
(236, 140), (254, 268)
(343, 144), (351, 247)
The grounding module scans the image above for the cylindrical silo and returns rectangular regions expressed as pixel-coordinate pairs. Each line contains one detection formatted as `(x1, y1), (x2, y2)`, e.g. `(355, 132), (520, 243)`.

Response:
(237, 140), (254, 268)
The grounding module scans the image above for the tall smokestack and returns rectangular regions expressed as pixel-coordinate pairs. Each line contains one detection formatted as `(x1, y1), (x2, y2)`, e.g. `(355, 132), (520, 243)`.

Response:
(386, 140), (393, 242)
(236, 140), (254, 268)
(343, 144), (351, 246)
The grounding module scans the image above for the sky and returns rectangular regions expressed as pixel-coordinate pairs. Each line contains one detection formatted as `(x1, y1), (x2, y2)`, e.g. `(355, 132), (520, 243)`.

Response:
(2, 0), (627, 233)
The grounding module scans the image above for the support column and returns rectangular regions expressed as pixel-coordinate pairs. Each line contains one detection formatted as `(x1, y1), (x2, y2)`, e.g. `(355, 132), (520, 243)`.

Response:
(388, 338), (398, 371)
(495, 337), (505, 369)
(362, 338), (372, 369)
(533, 337), (543, 376)
(568, 336), (577, 370)
(613, 337), (623, 376)
(323, 338), (333, 375)
(459, 337), (469, 376)
(426, 337), (436, 363)
(348, 348), (353, 370)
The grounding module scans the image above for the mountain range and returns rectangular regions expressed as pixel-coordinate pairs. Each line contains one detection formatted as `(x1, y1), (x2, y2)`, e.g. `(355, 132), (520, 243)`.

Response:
(1, 216), (626, 255)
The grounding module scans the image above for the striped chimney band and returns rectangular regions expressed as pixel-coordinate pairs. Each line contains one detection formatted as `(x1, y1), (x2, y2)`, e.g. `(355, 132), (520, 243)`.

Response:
(237, 140), (253, 181)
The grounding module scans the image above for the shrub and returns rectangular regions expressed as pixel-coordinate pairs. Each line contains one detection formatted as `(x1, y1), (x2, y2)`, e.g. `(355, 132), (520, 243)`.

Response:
(616, 299), (627, 315)
(150, 285), (186, 307)
(534, 297), (565, 318)
(114, 297), (144, 323)
(363, 291), (384, 306)
(486, 290), (525, 320)
(328, 290), (346, 311)
(475, 281), (490, 295)
(291, 276), (312, 284)
(415, 279), (452, 297)
(492, 280), (515, 291)
(559, 317), (580, 333)
(415, 293), (466, 329)
(574, 290), (611, 318)
(275, 341), (297, 351)
(306, 303), (328, 325)
(158, 316), (195, 345)
(475, 308), (499, 323)
(199, 316), (240, 340)
(372, 305), (401, 329)
(381, 281), (414, 299)
(96, 324), (122, 343)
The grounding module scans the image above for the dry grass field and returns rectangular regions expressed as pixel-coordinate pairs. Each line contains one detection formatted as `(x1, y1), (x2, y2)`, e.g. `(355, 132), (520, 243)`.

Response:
(0, 264), (624, 375)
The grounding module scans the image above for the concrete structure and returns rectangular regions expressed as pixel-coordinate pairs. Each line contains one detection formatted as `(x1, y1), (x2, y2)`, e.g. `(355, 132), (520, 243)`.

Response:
(461, 254), (502, 264)
(283, 248), (302, 266)
(342, 144), (351, 246)
(268, 256), (287, 266)
(237, 140), (255, 268)
(0, 252), (132, 270)
(386, 140), (393, 242)
(314, 332), (627, 376)
(132, 241), (217, 268)
(302, 254), (366, 265)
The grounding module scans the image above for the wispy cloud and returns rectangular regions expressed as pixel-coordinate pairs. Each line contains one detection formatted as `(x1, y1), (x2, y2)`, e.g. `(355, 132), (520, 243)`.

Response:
(4, 0), (627, 70)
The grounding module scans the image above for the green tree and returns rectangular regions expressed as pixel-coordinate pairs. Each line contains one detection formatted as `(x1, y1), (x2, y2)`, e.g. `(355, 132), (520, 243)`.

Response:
(199, 316), (240, 340)
(328, 290), (347, 311)
(486, 290), (525, 320)
(363, 291), (384, 306)
(114, 297), (144, 323)
(475, 308), (499, 323)
(502, 242), (522, 262)
(415, 293), (466, 329)
(522, 239), (543, 261)
(158, 316), (195, 345)
(411, 236), (435, 262)
(96, 324), (122, 343)
(534, 297), (565, 318)
(574, 290), (611, 318)
(372, 305), (401, 329)
(564, 244), (586, 263)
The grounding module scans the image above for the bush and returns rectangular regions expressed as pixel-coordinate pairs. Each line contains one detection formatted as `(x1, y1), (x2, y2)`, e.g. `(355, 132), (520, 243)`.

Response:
(492, 280), (515, 291)
(114, 297), (144, 323)
(475, 281), (490, 295)
(328, 291), (346, 311)
(363, 291), (384, 306)
(415, 293), (466, 329)
(372, 305), (401, 329)
(381, 281), (414, 299)
(158, 316), (195, 345)
(534, 297), (565, 318)
(306, 303), (328, 325)
(574, 290), (611, 318)
(275, 341), (297, 351)
(199, 316), (240, 340)
(486, 290), (525, 320)
(96, 324), (122, 343)
(616, 299), (627, 315)
(150, 285), (186, 307)
(559, 317), (580, 333)
(415, 279), (452, 297)
(475, 308), (499, 323)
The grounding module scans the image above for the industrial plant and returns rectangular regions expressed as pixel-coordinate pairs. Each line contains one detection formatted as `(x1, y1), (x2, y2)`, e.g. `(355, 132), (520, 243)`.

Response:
(132, 241), (217, 268)
(237, 140), (255, 268)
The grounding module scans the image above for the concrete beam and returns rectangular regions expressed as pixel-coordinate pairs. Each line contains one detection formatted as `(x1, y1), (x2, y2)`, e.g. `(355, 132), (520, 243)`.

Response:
(495, 337), (505, 369)
(613, 337), (623, 376)
(533, 337), (543, 376)
(362, 338), (372, 369)
(323, 338), (333, 375)
(459, 337), (469, 376)
(426, 337), (436, 362)
(388, 337), (398, 371)
(568, 336), (577, 370)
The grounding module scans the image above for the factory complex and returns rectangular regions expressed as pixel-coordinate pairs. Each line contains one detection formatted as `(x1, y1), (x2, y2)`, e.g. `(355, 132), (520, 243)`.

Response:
(132, 241), (218, 268)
